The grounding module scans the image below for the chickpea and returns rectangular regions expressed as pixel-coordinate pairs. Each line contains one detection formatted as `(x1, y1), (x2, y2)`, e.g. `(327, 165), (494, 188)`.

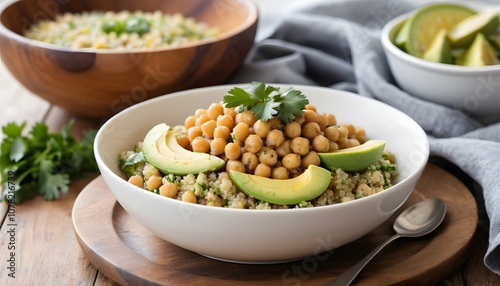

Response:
(285, 121), (301, 139)
(254, 163), (271, 177)
(223, 106), (237, 118)
(235, 110), (256, 127)
(302, 122), (321, 140)
(338, 126), (349, 139)
(213, 126), (231, 140)
(276, 139), (292, 157)
(201, 120), (217, 139)
(303, 109), (319, 123)
(194, 108), (207, 118)
(159, 182), (178, 198)
(293, 115), (305, 125)
(317, 113), (327, 130)
(290, 137), (310, 156)
(355, 127), (367, 143)
(312, 135), (330, 152)
(329, 141), (339, 152)
(184, 115), (196, 129)
(224, 142), (241, 160)
(265, 129), (285, 148)
(337, 138), (349, 149)
(191, 136), (210, 153)
(207, 103), (224, 120)
(195, 114), (210, 127)
(347, 138), (361, 148)
(282, 153), (301, 170)
(242, 152), (259, 171)
(210, 138), (226, 155)
(187, 126), (203, 142)
(301, 151), (321, 168)
(128, 175), (143, 188)
(216, 114), (235, 130)
(269, 117), (284, 130)
(182, 190), (197, 203)
(324, 126), (340, 142)
(253, 120), (271, 138)
(233, 122), (250, 142)
(226, 160), (246, 173)
(342, 123), (356, 138)
(258, 147), (278, 167)
(146, 175), (162, 191)
(305, 104), (317, 112)
(176, 135), (190, 149)
(244, 134), (263, 153)
(325, 113), (337, 126)
(271, 166), (289, 179)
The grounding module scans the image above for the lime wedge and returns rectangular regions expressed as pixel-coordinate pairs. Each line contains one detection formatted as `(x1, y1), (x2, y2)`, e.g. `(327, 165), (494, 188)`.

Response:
(488, 33), (500, 51)
(423, 29), (453, 64)
(318, 140), (386, 172)
(457, 33), (499, 66)
(395, 19), (410, 49)
(449, 9), (500, 48)
(405, 3), (476, 58)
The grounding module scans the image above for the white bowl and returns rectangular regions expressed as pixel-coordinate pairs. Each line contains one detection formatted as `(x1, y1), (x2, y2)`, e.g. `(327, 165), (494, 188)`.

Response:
(381, 4), (500, 125)
(94, 84), (429, 263)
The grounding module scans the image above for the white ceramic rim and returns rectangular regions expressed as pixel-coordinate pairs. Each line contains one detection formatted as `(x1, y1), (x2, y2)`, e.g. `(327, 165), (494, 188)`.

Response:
(381, 3), (500, 75)
(94, 83), (430, 214)
(0, 0), (258, 54)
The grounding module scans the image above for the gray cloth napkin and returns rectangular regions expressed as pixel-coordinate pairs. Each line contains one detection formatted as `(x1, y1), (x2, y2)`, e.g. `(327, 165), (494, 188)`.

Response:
(231, 0), (500, 274)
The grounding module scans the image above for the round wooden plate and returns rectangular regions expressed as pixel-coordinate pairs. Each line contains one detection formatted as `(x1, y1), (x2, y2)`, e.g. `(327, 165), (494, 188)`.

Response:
(72, 164), (478, 286)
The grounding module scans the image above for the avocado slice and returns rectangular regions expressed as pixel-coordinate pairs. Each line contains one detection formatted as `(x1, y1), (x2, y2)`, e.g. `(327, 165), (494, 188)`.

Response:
(318, 140), (386, 172)
(422, 29), (454, 64)
(449, 9), (500, 48)
(143, 123), (225, 175)
(458, 33), (499, 66)
(404, 3), (476, 58)
(228, 165), (331, 205)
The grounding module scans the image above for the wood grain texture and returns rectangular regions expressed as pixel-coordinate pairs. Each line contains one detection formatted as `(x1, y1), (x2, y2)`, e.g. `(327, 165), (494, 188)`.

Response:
(0, 176), (99, 286)
(72, 164), (478, 286)
(0, 63), (49, 131)
(0, 98), (100, 285)
(0, 0), (258, 119)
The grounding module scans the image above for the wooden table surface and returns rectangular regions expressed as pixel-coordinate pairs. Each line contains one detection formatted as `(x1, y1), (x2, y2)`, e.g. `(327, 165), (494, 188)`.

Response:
(0, 57), (499, 285)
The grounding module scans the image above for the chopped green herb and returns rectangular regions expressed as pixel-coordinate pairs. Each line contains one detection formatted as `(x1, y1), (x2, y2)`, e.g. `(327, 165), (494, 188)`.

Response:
(119, 151), (146, 177)
(0, 121), (98, 204)
(223, 82), (309, 123)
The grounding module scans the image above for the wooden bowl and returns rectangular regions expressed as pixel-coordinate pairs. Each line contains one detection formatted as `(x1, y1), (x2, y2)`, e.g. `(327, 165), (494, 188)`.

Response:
(0, 0), (258, 119)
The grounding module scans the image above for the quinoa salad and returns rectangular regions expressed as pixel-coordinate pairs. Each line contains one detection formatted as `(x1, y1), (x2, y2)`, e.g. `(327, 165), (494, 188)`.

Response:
(118, 83), (398, 210)
(23, 11), (219, 49)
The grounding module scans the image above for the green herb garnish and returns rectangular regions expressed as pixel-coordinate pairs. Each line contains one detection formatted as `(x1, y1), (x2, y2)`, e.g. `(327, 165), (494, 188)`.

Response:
(223, 82), (309, 123)
(119, 151), (146, 178)
(0, 121), (98, 204)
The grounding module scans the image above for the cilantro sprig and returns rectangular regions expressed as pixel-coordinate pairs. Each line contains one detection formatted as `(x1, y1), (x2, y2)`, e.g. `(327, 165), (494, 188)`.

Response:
(223, 82), (309, 122)
(0, 121), (98, 204)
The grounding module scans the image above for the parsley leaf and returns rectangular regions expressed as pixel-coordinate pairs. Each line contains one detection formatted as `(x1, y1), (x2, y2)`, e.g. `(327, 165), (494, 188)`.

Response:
(278, 88), (309, 123)
(223, 82), (308, 122)
(0, 120), (98, 204)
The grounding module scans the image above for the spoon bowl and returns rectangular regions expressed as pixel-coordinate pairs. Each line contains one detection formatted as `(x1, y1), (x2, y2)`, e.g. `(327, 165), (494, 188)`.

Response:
(325, 197), (447, 286)
(394, 197), (447, 237)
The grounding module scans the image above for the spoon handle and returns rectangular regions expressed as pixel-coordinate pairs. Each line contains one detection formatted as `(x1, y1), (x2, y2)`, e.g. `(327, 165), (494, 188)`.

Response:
(324, 233), (401, 286)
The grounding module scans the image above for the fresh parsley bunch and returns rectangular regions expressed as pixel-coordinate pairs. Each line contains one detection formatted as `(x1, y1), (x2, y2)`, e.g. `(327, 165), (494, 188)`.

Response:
(223, 82), (309, 123)
(0, 121), (98, 204)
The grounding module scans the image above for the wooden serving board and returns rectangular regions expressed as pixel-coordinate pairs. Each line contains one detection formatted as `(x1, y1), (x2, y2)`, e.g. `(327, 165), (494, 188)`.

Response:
(72, 164), (478, 286)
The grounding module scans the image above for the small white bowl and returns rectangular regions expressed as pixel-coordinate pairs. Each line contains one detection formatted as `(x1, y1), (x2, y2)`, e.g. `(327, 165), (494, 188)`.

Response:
(381, 5), (500, 125)
(94, 84), (429, 263)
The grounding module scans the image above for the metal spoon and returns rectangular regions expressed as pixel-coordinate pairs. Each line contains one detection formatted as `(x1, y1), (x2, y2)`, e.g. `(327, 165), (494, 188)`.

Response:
(324, 197), (447, 286)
